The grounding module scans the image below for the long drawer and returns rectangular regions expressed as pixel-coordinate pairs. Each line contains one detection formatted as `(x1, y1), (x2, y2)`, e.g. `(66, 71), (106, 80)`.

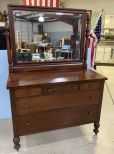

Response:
(16, 105), (98, 135)
(15, 91), (100, 115)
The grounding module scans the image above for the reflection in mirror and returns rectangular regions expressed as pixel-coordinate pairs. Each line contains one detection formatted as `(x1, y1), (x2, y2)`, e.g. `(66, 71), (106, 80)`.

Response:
(13, 10), (82, 63)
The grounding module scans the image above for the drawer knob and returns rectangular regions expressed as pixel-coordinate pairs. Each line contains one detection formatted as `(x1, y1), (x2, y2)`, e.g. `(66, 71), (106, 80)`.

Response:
(26, 121), (31, 126)
(88, 111), (91, 115)
(72, 85), (76, 89)
(88, 84), (91, 88)
(24, 104), (29, 108)
(89, 96), (92, 99)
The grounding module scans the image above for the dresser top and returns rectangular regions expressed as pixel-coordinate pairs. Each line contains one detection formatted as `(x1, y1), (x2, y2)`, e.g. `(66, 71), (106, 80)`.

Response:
(7, 69), (107, 89)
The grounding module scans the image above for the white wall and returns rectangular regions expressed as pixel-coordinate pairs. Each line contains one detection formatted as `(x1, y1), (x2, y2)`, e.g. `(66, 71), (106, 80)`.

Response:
(65, 0), (114, 14)
(0, 0), (114, 14)
(104, 15), (114, 28)
(43, 21), (72, 32)
(33, 23), (39, 33)
(0, 0), (22, 12)
(14, 20), (39, 42)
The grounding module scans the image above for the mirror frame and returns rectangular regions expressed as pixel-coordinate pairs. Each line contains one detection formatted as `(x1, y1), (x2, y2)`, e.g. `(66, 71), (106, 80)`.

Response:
(8, 5), (87, 71)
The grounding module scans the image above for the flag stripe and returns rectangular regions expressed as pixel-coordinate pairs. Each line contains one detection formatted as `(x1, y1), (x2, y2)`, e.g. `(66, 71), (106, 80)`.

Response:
(56, 0), (59, 7)
(34, 0), (37, 6)
(31, 0), (34, 5)
(42, 0), (45, 6)
(40, 0), (42, 6)
(23, 0), (26, 5)
(45, 0), (48, 7)
(91, 40), (95, 66)
(23, 0), (59, 7)
(87, 32), (97, 68)
(50, 0), (53, 7)
(29, 0), (32, 5)
(48, 0), (50, 7)
(37, 0), (40, 6)
(53, 0), (56, 7)
(26, 0), (29, 5)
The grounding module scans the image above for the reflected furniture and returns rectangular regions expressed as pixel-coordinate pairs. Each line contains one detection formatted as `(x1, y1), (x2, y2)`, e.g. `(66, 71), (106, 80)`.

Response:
(5, 5), (107, 151)
(54, 49), (73, 59)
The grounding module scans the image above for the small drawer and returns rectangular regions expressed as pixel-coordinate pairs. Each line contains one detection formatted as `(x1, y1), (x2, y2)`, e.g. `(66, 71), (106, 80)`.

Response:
(80, 82), (100, 91)
(43, 83), (79, 94)
(14, 87), (42, 98)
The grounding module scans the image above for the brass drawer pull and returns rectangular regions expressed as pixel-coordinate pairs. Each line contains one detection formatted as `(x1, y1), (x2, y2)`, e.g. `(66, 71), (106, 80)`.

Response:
(88, 84), (91, 88)
(72, 85), (76, 89)
(88, 111), (91, 115)
(26, 121), (31, 126)
(89, 96), (92, 99)
(24, 104), (29, 108)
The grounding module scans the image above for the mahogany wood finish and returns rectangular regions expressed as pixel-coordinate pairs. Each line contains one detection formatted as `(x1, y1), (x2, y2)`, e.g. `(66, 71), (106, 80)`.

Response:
(16, 105), (98, 135)
(6, 5), (107, 151)
(7, 70), (107, 150)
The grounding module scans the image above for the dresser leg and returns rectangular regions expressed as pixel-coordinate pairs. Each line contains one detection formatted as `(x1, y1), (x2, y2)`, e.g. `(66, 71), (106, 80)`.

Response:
(13, 137), (20, 151)
(93, 122), (100, 135)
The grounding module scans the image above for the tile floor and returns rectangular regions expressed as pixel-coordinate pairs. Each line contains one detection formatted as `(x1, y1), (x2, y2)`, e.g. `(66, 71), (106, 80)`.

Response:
(0, 66), (114, 154)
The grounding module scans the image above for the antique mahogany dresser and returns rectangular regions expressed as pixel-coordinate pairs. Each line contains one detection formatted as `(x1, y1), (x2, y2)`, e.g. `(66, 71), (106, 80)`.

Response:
(4, 5), (107, 151)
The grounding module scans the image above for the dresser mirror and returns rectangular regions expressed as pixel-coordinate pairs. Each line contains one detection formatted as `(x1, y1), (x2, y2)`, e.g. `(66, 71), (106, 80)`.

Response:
(8, 5), (86, 67)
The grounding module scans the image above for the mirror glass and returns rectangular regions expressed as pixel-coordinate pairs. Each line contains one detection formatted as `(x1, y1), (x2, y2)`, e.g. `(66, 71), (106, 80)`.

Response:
(13, 10), (83, 63)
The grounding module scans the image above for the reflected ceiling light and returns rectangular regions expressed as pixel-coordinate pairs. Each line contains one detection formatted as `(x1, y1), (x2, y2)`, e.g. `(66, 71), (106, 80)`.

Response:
(38, 16), (44, 22)
(15, 12), (20, 16)
(56, 12), (64, 15)
(52, 77), (68, 82)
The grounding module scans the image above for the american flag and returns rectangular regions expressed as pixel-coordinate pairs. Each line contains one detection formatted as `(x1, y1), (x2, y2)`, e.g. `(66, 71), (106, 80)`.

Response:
(87, 32), (97, 68)
(23, 0), (59, 7)
(87, 15), (102, 68)
(94, 15), (102, 42)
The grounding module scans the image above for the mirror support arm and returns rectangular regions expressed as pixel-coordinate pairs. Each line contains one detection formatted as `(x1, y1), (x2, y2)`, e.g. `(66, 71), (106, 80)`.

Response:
(3, 10), (13, 71)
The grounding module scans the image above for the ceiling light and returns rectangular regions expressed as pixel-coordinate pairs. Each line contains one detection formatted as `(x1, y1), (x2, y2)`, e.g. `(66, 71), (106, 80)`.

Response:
(38, 16), (44, 22)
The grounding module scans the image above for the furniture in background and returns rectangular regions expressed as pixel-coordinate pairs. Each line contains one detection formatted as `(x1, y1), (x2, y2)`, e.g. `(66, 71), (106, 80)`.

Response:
(5, 6), (107, 151)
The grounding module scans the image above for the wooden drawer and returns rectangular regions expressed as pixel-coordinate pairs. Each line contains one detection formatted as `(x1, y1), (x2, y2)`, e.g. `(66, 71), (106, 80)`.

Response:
(16, 105), (98, 135)
(15, 91), (100, 114)
(80, 82), (100, 91)
(14, 87), (42, 98)
(43, 83), (79, 94)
